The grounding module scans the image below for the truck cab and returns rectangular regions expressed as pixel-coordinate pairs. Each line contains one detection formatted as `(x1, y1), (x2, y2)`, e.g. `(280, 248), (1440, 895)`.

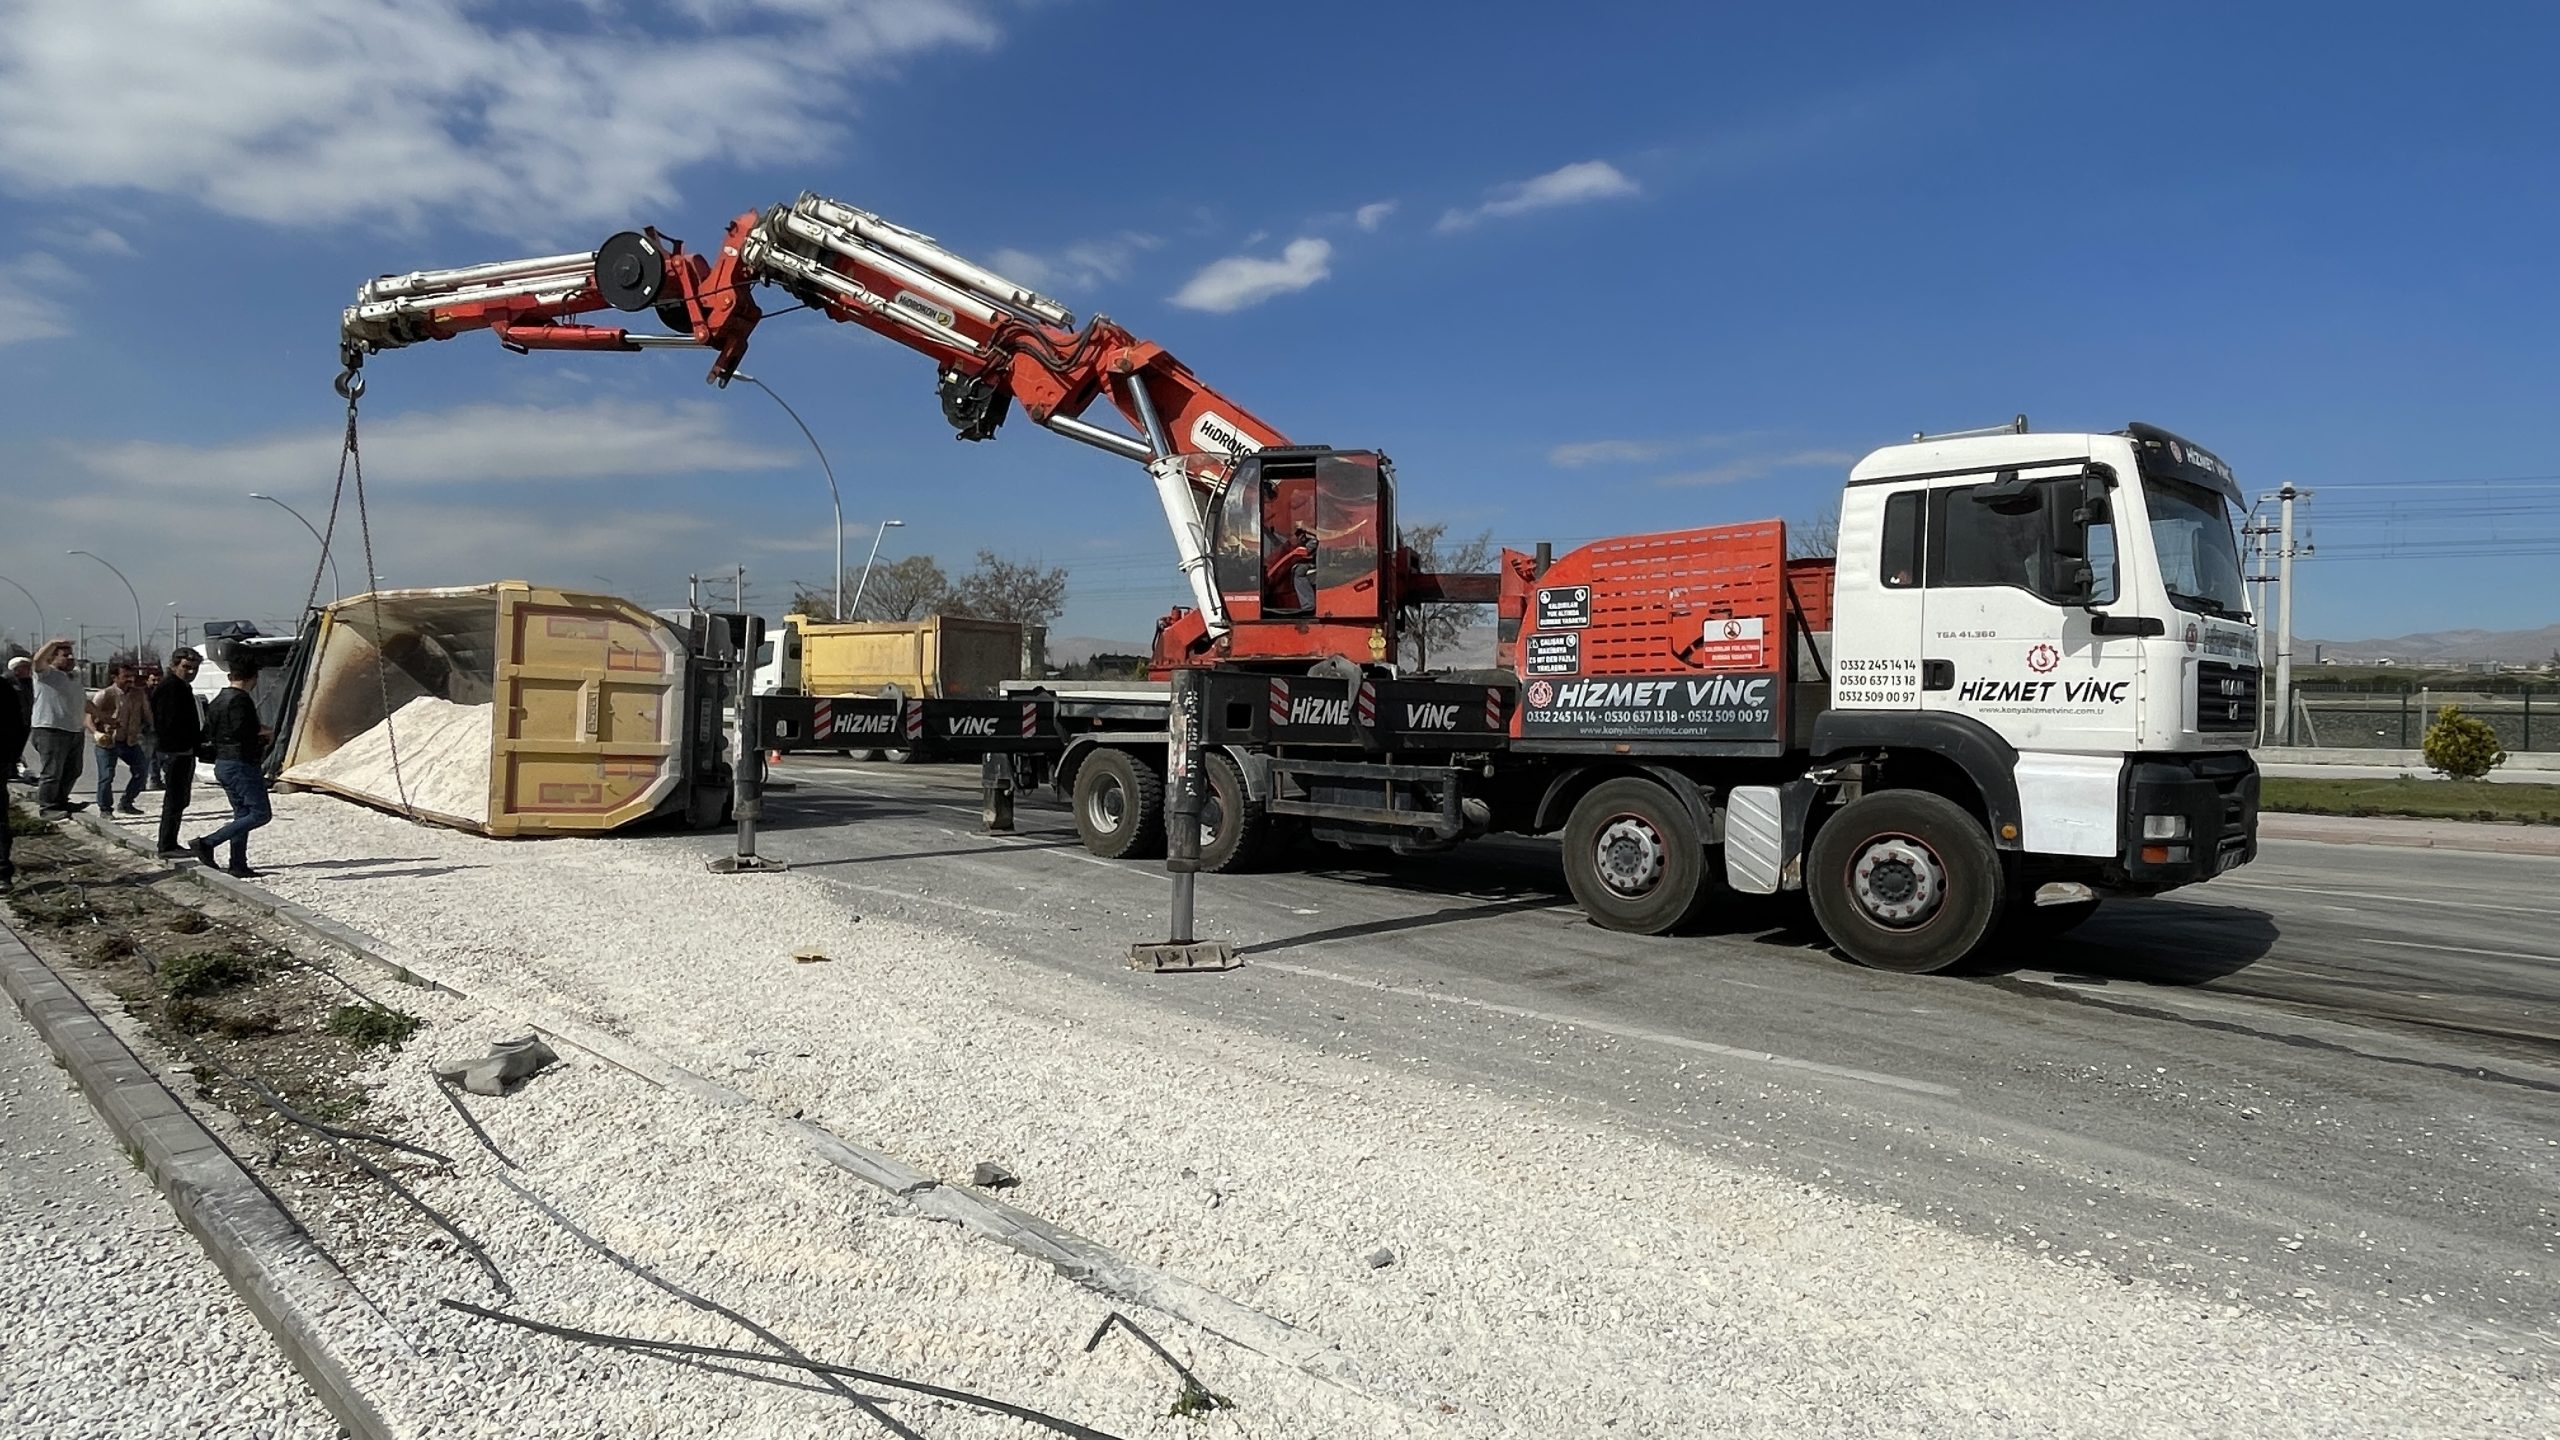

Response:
(1822, 421), (2258, 909)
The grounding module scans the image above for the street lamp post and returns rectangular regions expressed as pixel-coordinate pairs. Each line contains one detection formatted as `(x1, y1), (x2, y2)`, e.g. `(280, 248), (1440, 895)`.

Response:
(68, 550), (144, 657)
(731, 373), (845, 619)
(248, 492), (344, 598)
(851, 520), (907, 620)
(0, 574), (45, 644)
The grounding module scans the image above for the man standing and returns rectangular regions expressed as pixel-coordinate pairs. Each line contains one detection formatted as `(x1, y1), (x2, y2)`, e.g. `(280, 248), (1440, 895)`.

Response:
(151, 648), (204, 859)
(0, 655), (25, 892)
(6, 653), (33, 783)
(192, 658), (272, 878)
(87, 661), (149, 816)
(29, 640), (88, 817)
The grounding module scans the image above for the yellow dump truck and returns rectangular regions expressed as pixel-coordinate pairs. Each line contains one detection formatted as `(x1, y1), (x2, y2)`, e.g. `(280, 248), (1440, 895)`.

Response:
(277, 582), (742, 836)
(766, 614), (1024, 699)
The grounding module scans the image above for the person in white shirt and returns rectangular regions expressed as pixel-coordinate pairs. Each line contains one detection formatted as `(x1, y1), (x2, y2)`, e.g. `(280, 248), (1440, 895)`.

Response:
(27, 639), (89, 816)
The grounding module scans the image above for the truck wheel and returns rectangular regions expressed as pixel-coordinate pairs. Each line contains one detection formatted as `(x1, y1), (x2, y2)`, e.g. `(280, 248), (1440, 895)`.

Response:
(1198, 752), (1267, 873)
(1073, 749), (1165, 860)
(1808, 790), (2004, 974)
(1562, 777), (1709, 935)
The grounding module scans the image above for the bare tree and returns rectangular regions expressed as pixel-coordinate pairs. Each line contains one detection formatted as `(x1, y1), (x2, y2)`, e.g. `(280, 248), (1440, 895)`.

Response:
(1788, 501), (1839, 560)
(854, 555), (953, 621)
(947, 550), (1068, 627)
(788, 555), (952, 622)
(1397, 521), (1495, 670)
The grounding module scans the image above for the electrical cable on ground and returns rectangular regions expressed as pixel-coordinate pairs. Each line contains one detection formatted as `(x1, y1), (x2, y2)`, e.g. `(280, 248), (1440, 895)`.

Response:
(439, 1301), (1134, 1440)
(483, 1168), (925, 1440)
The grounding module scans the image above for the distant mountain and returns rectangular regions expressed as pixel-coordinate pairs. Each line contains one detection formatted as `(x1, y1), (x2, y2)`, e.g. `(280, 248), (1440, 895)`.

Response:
(2302, 622), (2560, 666)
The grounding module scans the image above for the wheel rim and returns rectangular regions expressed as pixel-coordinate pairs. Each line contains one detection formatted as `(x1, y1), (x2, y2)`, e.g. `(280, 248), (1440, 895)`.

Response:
(1591, 814), (1667, 899)
(1847, 832), (1945, 928)
(1085, 773), (1126, 835)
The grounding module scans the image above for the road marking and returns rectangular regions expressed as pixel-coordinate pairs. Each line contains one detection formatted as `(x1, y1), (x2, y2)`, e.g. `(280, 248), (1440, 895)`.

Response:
(1252, 959), (1957, 1098)
(2371, 938), (2560, 965)
(2209, 881), (2558, 918)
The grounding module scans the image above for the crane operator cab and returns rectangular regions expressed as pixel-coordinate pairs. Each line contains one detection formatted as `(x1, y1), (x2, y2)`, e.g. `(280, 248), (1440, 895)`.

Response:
(1207, 448), (1397, 656)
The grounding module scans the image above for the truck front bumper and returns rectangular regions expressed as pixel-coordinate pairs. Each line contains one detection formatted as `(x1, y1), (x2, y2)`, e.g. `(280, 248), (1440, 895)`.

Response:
(2116, 751), (2258, 889)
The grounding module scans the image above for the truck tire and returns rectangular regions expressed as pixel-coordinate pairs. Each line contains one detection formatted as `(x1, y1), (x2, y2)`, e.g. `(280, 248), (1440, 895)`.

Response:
(1198, 752), (1267, 873)
(1073, 749), (1165, 860)
(1561, 777), (1710, 935)
(1808, 790), (2005, 974)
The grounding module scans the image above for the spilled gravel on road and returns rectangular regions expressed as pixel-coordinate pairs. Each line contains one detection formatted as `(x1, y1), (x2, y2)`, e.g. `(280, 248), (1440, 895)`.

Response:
(236, 791), (2557, 1437)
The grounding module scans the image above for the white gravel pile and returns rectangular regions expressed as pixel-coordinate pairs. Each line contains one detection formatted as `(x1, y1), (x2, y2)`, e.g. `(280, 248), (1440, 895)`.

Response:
(237, 794), (2559, 1438)
(288, 696), (493, 824)
(0, 1001), (338, 1437)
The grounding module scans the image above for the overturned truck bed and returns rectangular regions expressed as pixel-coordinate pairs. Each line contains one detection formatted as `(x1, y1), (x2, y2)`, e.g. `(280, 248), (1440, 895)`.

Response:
(279, 582), (739, 836)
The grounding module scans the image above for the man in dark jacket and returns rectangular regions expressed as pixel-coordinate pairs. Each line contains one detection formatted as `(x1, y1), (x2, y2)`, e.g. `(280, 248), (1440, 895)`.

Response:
(191, 658), (272, 878)
(5, 653), (31, 783)
(151, 648), (204, 858)
(0, 660), (25, 891)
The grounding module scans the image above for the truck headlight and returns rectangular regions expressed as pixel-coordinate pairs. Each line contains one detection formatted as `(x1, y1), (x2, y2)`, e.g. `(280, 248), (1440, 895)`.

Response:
(2141, 814), (2189, 840)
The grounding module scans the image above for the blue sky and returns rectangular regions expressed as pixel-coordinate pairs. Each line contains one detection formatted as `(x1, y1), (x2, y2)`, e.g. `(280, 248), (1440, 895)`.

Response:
(2, 1), (2554, 653)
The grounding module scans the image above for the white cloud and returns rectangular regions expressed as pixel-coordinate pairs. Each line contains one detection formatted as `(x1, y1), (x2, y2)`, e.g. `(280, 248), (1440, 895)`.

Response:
(984, 232), (1160, 294)
(69, 398), (800, 493)
(1436, 159), (1639, 233)
(1167, 238), (1333, 313)
(0, 251), (75, 346)
(83, 226), (136, 257)
(1548, 438), (1676, 468)
(0, 0), (1000, 240)
(1353, 200), (1397, 233)
(1655, 449), (1854, 488)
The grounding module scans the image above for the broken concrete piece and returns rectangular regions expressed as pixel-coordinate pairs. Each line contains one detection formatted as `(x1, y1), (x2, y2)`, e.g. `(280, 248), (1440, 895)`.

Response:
(792, 949), (832, 964)
(967, 1161), (1018, 1189)
(1364, 1247), (1396, 1270)
(435, 1035), (558, 1097)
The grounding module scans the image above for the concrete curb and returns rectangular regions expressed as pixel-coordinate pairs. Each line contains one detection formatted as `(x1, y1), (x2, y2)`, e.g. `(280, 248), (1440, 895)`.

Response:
(2259, 811), (2560, 857)
(55, 806), (1365, 1394)
(0, 921), (406, 1440)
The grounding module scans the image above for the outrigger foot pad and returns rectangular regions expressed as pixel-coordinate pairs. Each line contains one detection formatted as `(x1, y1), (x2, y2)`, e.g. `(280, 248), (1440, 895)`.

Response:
(708, 854), (790, 874)
(1129, 940), (1239, 973)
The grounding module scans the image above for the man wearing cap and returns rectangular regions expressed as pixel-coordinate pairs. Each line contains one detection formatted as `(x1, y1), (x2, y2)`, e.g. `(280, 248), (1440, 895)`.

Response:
(151, 648), (205, 858)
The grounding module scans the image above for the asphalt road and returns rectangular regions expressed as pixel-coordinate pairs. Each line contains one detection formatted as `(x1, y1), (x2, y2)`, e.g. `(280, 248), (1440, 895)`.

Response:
(702, 758), (2559, 1370)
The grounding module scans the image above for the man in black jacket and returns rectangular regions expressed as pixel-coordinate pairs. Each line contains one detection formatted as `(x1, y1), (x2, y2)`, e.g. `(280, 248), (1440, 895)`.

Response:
(191, 658), (272, 878)
(151, 648), (204, 858)
(0, 659), (25, 891)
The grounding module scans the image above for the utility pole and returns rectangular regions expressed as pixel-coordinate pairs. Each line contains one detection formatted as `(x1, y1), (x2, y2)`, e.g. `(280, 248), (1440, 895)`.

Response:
(2241, 505), (2276, 742)
(733, 565), (746, 614)
(2273, 483), (2309, 745)
(688, 573), (700, 610)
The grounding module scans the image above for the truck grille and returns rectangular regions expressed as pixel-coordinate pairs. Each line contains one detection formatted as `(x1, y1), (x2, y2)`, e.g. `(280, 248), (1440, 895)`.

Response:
(2194, 661), (2258, 734)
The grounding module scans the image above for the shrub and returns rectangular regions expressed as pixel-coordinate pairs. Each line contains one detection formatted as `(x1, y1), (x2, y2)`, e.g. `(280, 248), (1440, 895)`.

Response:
(161, 947), (258, 999)
(326, 1003), (423, 1051)
(2421, 705), (2507, 781)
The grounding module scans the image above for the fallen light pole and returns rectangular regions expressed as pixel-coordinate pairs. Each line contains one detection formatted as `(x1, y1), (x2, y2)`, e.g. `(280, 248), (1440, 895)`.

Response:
(1130, 666), (1236, 971)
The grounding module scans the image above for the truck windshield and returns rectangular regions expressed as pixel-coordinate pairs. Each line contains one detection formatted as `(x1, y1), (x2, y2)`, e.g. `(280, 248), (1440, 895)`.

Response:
(2144, 478), (2248, 619)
